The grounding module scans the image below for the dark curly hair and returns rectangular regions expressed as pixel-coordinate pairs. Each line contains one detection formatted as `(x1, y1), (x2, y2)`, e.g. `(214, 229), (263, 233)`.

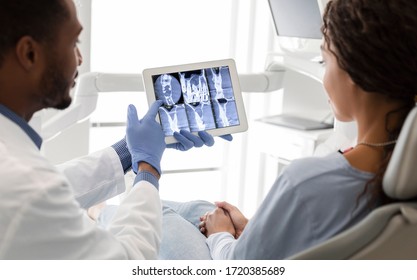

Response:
(322, 0), (417, 207)
(0, 0), (69, 66)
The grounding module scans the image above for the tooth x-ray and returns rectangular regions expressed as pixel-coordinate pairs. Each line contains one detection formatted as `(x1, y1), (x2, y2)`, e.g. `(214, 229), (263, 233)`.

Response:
(143, 59), (248, 144)
(153, 67), (239, 136)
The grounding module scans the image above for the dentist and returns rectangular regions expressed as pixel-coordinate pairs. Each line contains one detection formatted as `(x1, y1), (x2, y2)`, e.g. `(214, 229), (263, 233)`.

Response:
(0, 0), (213, 259)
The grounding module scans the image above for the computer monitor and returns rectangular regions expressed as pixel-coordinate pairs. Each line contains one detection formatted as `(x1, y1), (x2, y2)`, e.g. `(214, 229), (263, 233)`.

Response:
(268, 0), (323, 39)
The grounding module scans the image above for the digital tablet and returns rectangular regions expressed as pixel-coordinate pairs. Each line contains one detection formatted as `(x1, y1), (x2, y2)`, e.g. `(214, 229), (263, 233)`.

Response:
(143, 59), (248, 144)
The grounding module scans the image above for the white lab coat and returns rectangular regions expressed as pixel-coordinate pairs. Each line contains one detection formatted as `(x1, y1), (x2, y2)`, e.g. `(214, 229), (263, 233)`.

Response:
(0, 114), (162, 259)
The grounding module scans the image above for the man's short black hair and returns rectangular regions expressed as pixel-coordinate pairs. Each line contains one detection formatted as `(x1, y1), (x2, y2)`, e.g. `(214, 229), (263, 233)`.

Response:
(0, 0), (70, 65)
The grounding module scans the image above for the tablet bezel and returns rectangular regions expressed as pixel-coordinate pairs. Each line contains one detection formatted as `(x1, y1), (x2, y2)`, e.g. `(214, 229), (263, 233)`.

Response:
(143, 59), (248, 144)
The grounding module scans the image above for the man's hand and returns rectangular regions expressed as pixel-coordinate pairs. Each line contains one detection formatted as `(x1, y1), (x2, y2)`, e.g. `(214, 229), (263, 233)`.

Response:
(167, 131), (233, 151)
(126, 101), (165, 174)
(167, 130), (214, 151)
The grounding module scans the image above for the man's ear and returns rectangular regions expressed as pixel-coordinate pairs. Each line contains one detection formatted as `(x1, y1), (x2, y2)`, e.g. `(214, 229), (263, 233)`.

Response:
(15, 36), (41, 71)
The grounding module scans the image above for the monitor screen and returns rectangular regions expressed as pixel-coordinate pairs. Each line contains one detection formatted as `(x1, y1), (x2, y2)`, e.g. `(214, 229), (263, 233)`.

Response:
(268, 0), (323, 39)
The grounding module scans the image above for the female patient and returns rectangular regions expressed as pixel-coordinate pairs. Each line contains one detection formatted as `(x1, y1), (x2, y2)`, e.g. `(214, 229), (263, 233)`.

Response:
(159, 0), (417, 259)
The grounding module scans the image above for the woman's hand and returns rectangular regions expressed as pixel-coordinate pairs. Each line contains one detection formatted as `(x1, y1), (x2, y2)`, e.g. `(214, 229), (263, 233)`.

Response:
(199, 207), (236, 238)
(215, 201), (248, 238)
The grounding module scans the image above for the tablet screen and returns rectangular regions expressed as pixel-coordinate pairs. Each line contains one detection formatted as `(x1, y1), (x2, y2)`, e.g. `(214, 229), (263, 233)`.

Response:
(143, 59), (248, 143)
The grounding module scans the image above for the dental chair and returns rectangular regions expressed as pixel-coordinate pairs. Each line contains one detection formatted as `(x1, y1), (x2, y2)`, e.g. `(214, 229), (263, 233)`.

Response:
(290, 106), (417, 260)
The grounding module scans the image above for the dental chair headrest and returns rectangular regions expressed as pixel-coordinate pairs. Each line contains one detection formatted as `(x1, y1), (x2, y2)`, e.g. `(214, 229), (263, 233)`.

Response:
(383, 106), (417, 200)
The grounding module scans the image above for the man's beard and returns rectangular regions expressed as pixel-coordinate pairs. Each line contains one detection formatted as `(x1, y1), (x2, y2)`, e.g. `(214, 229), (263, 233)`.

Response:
(40, 62), (73, 110)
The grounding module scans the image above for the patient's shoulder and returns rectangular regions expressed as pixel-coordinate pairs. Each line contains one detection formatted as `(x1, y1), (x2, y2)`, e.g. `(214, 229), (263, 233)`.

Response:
(280, 152), (372, 194)
(285, 153), (346, 176)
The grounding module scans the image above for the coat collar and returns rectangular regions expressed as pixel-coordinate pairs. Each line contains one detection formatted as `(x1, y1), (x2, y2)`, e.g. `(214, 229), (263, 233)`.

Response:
(0, 104), (42, 149)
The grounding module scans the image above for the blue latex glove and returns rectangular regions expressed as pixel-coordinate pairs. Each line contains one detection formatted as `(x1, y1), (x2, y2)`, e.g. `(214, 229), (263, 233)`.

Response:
(126, 101), (165, 174)
(219, 134), (233, 141)
(167, 130), (233, 151)
(167, 130), (213, 151)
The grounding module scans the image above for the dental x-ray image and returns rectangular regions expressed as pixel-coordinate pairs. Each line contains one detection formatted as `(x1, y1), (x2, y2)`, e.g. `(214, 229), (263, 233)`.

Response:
(153, 66), (240, 136)
(180, 70), (216, 132)
(154, 74), (189, 135)
(206, 66), (239, 128)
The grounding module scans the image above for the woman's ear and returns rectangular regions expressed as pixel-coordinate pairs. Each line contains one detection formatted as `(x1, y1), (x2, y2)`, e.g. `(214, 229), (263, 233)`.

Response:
(347, 72), (356, 86)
